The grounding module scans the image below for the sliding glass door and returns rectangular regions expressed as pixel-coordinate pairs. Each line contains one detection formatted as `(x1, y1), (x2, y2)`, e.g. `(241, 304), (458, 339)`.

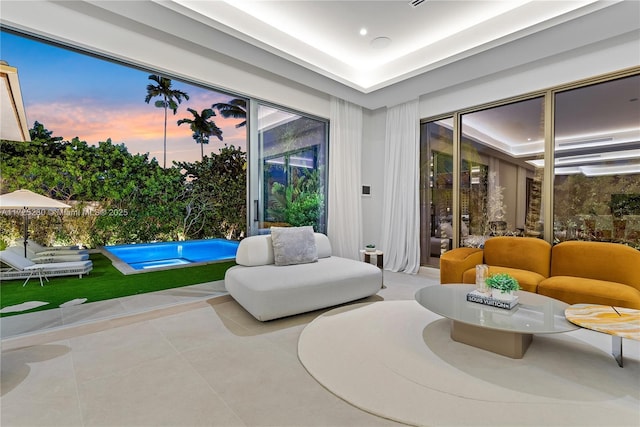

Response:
(419, 69), (640, 267)
(420, 118), (454, 266)
(459, 96), (545, 247)
(249, 103), (328, 235)
(553, 74), (640, 245)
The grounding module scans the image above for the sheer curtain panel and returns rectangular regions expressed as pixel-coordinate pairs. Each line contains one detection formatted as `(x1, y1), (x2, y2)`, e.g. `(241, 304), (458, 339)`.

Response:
(328, 97), (363, 259)
(381, 100), (420, 273)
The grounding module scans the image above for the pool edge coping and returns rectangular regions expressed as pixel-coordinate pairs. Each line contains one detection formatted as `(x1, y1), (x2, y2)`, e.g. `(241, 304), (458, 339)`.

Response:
(98, 242), (237, 275)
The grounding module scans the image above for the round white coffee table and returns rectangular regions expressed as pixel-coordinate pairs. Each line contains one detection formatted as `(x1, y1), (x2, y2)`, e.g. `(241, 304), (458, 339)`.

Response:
(416, 284), (579, 358)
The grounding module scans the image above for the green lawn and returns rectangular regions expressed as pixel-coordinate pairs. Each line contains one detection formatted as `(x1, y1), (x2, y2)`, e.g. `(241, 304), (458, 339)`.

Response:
(0, 253), (235, 317)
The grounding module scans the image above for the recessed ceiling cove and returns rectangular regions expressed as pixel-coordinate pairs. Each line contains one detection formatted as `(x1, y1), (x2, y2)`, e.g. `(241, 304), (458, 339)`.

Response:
(167, 0), (610, 93)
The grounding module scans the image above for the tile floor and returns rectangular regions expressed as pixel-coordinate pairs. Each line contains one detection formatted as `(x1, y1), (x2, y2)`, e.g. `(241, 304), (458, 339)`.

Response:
(1, 269), (440, 426)
(0, 281), (228, 341)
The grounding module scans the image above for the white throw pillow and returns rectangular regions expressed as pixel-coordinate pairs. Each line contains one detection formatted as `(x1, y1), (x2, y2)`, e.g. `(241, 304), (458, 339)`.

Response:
(271, 226), (318, 266)
(235, 235), (275, 266)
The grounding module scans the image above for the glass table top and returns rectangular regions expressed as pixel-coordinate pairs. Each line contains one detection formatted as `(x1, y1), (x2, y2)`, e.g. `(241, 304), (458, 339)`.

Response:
(415, 284), (579, 334)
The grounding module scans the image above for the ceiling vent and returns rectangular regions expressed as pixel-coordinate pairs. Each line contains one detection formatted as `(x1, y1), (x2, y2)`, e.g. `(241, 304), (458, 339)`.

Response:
(409, 0), (426, 8)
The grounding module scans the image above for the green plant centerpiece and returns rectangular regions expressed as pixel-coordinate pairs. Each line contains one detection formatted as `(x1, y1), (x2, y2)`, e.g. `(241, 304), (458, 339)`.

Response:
(485, 273), (520, 301)
(365, 243), (376, 252)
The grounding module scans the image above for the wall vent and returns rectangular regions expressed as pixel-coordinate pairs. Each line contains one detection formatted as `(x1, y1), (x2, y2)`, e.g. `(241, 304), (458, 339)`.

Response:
(409, 0), (426, 8)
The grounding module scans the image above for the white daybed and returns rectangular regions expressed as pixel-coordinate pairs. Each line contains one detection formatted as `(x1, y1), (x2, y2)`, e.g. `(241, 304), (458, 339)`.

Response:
(225, 230), (382, 321)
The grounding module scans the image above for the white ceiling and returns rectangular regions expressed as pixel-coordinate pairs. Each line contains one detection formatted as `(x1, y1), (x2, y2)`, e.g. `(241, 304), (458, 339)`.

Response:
(162, 0), (614, 93)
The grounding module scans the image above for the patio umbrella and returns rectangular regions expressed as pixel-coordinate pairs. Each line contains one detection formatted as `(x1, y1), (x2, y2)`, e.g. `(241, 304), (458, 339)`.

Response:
(0, 189), (71, 257)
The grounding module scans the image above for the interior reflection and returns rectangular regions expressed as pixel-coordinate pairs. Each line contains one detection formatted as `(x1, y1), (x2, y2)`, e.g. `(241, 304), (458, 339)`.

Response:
(420, 74), (640, 265)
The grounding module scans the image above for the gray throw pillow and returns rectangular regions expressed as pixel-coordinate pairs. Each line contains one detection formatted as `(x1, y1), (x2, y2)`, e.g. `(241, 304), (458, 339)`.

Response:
(271, 226), (318, 266)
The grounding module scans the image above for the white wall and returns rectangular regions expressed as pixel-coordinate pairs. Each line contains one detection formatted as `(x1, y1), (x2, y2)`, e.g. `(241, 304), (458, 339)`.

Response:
(418, 33), (640, 119)
(361, 108), (386, 248)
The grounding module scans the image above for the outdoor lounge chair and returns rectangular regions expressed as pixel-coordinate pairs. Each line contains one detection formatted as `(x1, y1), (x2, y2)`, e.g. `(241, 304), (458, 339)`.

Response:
(0, 250), (93, 286)
(26, 239), (87, 255)
(6, 245), (90, 263)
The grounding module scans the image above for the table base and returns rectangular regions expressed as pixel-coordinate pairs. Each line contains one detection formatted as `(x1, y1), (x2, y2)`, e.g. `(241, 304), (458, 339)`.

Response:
(451, 320), (533, 359)
(612, 335), (623, 367)
(363, 252), (383, 268)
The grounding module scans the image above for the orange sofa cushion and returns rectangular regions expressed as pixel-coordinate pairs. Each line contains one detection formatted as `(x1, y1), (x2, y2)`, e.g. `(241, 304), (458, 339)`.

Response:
(550, 241), (640, 293)
(440, 237), (640, 309)
(538, 276), (640, 309)
(483, 236), (551, 278)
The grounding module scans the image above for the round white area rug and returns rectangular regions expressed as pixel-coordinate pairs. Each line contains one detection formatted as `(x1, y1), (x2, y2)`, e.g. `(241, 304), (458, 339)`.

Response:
(298, 301), (639, 426)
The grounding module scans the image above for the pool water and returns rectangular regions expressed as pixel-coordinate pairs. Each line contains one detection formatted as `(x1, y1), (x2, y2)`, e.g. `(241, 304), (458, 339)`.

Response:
(104, 239), (239, 271)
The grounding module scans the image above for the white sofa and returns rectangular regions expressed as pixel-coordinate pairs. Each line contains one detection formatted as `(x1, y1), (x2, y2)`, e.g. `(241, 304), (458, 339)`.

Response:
(224, 233), (382, 321)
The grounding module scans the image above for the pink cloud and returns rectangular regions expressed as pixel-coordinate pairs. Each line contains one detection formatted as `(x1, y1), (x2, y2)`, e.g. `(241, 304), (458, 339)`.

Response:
(26, 96), (246, 165)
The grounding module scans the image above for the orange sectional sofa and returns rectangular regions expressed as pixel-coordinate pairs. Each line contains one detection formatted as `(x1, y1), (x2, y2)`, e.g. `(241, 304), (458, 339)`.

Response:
(440, 237), (640, 309)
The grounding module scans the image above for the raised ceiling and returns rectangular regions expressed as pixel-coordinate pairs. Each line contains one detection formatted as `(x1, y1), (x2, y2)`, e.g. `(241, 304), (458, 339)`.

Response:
(162, 0), (615, 93)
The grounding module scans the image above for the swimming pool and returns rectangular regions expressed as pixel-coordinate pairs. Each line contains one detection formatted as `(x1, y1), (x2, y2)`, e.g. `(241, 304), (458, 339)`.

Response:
(104, 239), (239, 273)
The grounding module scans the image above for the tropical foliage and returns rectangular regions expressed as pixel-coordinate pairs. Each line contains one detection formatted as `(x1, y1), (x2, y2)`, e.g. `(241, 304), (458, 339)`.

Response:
(177, 108), (223, 160)
(176, 145), (247, 240)
(0, 123), (246, 248)
(554, 173), (640, 248)
(213, 99), (247, 128)
(267, 168), (324, 230)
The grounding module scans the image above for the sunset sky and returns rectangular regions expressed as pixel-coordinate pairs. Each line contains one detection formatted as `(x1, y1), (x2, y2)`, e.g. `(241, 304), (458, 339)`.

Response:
(1, 31), (246, 165)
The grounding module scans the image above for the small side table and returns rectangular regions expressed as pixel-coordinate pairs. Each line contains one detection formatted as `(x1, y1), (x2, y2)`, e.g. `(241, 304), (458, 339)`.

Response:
(363, 250), (383, 268)
(361, 250), (384, 288)
(565, 304), (640, 367)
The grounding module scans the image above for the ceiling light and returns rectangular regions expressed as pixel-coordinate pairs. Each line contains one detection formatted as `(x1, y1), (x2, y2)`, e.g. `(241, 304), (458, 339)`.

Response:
(555, 164), (640, 177)
(557, 137), (614, 147)
(359, 28), (367, 36)
(556, 154), (602, 164)
(526, 148), (640, 168)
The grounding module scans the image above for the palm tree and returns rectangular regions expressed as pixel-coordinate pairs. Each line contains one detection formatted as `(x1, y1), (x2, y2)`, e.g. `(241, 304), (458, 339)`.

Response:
(144, 75), (189, 168)
(177, 108), (223, 161)
(212, 98), (246, 128)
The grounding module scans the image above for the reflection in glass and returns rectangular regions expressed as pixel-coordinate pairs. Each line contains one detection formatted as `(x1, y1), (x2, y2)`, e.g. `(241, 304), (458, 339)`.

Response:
(420, 119), (454, 265)
(257, 105), (328, 233)
(553, 75), (640, 248)
(460, 97), (545, 247)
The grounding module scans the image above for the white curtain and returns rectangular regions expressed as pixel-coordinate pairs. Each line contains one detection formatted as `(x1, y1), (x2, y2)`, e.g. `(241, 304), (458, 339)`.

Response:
(328, 97), (363, 259)
(380, 99), (420, 273)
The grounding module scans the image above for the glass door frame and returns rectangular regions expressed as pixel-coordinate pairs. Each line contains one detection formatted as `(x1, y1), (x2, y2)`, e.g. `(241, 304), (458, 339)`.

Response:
(420, 67), (640, 260)
(247, 100), (329, 236)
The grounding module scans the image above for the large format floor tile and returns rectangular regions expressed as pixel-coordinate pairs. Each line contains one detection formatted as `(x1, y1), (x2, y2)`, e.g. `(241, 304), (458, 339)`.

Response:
(2, 271), (428, 426)
(4, 268), (636, 426)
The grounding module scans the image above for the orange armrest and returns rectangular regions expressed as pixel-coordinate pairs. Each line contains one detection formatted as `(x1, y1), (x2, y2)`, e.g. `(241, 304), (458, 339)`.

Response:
(439, 248), (484, 284)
